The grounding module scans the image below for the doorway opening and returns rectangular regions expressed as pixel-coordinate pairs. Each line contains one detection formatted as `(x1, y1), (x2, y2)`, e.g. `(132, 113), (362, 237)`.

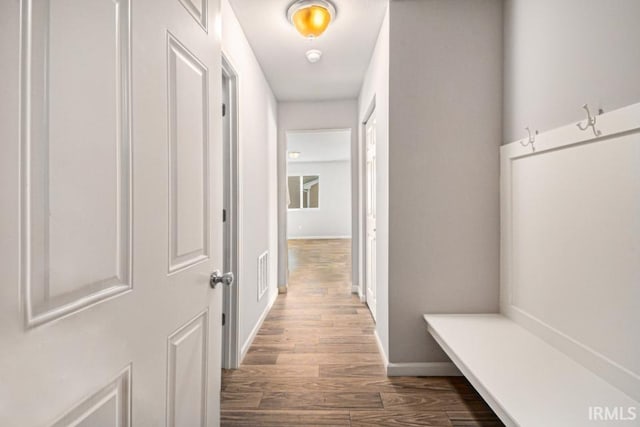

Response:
(285, 129), (353, 296)
(221, 55), (240, 369)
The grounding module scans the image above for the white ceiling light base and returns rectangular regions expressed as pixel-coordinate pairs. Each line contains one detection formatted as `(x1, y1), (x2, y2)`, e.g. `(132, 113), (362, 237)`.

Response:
(306, 49), (322, 63)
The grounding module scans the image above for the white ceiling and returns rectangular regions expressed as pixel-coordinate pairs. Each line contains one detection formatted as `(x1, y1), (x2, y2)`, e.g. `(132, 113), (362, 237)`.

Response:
(287, 130), (351, 162)
(228, 0), (388, 101)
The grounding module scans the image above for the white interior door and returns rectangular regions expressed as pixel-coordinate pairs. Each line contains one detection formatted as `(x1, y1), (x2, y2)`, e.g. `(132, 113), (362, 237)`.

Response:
(365, 111), (377, 320)
(0, 0), (224, 426)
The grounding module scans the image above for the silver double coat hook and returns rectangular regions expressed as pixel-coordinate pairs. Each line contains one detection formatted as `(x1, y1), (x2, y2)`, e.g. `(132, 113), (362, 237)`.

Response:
(576, 104), (602, 137)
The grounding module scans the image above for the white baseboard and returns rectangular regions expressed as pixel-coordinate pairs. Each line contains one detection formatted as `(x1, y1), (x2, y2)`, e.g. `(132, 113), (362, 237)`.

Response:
(374, 330), (388, 368)
(386, 362), (462, 377)
(287, 235), (351, 240)
(374, 329), (461, 376)
(351, 284), (359, 294)
(240, 290), (277, 362)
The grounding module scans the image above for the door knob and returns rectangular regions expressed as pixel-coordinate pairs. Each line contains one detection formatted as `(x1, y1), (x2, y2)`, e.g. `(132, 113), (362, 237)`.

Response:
(210, 270), (234, 289)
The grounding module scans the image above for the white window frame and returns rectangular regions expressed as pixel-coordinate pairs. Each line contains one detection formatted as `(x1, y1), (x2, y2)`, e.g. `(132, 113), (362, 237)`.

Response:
(287, 174), (320, 211)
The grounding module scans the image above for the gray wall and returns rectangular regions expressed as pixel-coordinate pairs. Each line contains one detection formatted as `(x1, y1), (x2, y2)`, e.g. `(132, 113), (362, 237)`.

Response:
(503, 0), (640, 143)
(387, 0), (503, 363)
(277, 100), (359, 289)
(288, 161), (352, 239)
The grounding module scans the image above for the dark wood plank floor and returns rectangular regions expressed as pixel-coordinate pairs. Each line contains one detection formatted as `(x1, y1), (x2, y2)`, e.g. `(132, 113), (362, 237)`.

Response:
(222, 239), (503, 426)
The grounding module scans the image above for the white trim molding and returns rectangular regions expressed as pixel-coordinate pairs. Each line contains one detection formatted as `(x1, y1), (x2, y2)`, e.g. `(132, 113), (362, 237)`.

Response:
(374, 330), (388, 369)
(240, 290), (277, 362)
(374, 329), (461, 377)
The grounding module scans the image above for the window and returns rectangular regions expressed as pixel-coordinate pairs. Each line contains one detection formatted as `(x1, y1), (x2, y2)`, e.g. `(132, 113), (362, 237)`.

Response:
(287, 175), (319, 209)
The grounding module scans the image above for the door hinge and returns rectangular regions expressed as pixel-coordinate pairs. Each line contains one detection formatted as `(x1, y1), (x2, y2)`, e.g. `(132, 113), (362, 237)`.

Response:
(222, 313), (226, 326)
(222, 103), (226, 117)
(223, 209), (227, 222)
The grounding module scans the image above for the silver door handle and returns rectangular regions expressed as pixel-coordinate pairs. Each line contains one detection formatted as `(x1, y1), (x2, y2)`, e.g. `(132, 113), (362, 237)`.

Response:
(210, 270), (234, 288)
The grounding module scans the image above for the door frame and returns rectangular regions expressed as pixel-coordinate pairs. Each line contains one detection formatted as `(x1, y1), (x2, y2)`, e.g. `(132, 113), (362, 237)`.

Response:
(281, 128), (355, 276)
(360, 97), (376, 307)
(221, 53), (240, 369)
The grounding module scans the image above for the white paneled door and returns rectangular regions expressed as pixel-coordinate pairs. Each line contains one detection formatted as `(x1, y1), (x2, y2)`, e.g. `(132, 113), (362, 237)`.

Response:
(0, 0), (223, 425)
(365, 111), (377, 321)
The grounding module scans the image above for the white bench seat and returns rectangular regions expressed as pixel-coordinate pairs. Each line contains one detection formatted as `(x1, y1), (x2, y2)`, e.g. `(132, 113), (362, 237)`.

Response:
(423, 314), (639, 427)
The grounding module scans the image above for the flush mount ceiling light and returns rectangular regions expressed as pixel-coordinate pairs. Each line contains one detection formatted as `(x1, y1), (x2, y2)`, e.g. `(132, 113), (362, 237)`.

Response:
(287, 0), (336, 39)
(288, 151), (301, 159)
(306, 49), (322, 63)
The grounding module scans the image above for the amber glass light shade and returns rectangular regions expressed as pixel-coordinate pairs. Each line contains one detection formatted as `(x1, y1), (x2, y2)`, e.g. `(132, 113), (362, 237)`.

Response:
(292, 5), (332, 38)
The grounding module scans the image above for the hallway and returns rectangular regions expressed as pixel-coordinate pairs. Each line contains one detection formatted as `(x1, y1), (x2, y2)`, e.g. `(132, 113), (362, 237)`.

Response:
(221, 239), (502, 426)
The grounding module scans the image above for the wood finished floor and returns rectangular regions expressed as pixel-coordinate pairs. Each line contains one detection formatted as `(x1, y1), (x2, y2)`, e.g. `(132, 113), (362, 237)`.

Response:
(221, 239), (503, 426)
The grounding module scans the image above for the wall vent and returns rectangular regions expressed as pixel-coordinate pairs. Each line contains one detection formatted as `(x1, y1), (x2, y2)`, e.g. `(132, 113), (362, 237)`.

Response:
(257, 251), (269, 301)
